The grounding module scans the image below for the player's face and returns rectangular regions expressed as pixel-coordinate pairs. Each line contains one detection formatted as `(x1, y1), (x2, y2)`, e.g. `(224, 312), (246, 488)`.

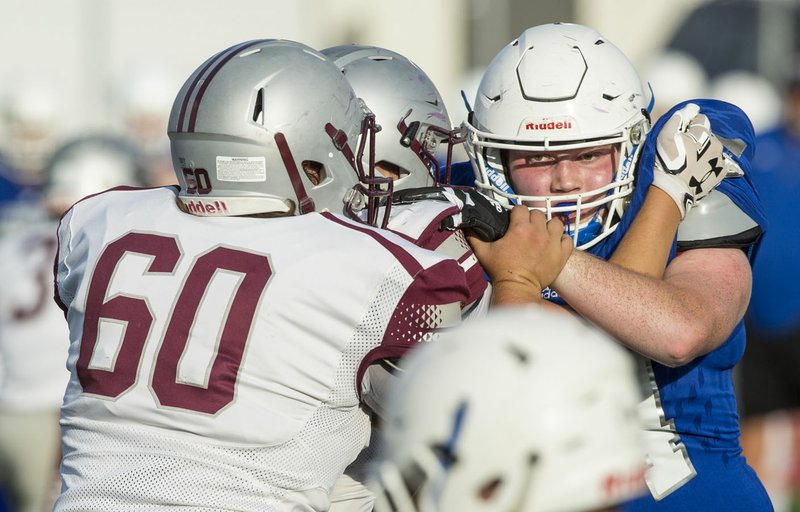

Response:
(506, 144), (618, 222)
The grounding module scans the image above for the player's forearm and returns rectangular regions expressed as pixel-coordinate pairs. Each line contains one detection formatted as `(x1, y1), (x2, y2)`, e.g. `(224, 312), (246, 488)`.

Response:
(609, 186), (680, 278)
(489, 280), (542, 306)
(552, 251), (715, 366)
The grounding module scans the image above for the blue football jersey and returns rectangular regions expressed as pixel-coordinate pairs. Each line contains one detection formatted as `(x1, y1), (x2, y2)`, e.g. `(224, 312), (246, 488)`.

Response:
(746, 124), (800, 335)
(453, 101), (772, 508)
(602, 100), (771, 510)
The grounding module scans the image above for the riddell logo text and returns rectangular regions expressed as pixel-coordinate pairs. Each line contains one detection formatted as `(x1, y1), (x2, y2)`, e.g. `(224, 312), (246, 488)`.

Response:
(185, 200), (230, 215)
(525, 120), (573, 131)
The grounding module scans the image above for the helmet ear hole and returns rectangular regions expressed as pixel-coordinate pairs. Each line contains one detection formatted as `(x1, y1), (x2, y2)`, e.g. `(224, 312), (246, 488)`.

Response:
(375, 160), (405, 181)
(302, 160), (326, 185)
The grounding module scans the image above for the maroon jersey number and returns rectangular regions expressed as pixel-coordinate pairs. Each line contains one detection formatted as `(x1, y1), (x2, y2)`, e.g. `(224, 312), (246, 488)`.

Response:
(12, 235), (57, 322)
(77, 232), (272, 414)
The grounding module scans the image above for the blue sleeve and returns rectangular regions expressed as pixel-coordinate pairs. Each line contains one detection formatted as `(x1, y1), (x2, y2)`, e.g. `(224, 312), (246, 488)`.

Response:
(0, 165), (22, 205)
(439, 160), (477, 187)
(590, 99), (767, 263)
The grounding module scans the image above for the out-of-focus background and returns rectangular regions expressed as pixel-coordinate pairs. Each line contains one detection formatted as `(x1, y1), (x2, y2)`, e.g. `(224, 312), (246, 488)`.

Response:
(1, 0), (799, 511)
(1, 0), (796, 185)
(0, 0), (791, 158)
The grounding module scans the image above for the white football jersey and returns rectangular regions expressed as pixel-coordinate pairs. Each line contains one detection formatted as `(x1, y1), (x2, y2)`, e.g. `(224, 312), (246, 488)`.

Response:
(0, 213), (70, 410)
(53, 186), (469, 512)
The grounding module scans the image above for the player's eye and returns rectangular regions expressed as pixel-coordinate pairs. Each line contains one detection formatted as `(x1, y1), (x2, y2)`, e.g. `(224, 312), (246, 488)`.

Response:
(577, 151), (602, 161)
(525, 154), (556, 165)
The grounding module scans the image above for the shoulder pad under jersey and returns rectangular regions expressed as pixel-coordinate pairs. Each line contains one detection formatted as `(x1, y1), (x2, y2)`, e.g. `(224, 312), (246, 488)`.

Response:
(677, 189), (762, 251)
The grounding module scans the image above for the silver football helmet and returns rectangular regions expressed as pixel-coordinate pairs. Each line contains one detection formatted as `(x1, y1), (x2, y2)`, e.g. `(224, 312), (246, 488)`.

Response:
(370, 306), (646, 512)
(44, 134), (146, 215)
(168, 39), (372, 217)
(466, 23), (650, 249)
(322, 45), (458, 190)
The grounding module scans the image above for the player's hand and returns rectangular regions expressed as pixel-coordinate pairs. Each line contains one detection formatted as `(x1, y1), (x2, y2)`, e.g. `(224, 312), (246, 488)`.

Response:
(439, 188), (509, 241)
(652, 103), (728, 219)
(468, 206), (572, 303)
(392, 186), (510, 241)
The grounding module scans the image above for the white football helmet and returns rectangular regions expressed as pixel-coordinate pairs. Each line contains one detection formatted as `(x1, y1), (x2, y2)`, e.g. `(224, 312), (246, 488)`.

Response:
(370, 306), (646, 512)
(168, 39), (374, 217)
(43, 135), (147, 215)
(466, 23), (650, 249)
(322, 45), (458, 190)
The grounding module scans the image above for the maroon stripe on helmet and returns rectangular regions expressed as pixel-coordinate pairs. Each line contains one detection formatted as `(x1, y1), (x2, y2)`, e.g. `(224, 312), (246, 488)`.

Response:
(275, 132), (315, 214)
(185, 39), (268, 133)
(321, 211), (424, 276)
(176, 52), (221, 133)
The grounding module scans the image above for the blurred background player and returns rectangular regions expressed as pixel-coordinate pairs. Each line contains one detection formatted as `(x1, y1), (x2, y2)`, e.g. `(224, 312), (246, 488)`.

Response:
(464, 23), (771, 510)
(639, 50), (709, 125)
(708, 70), (782, 135)
(0, 76), (64, 235)
(0, 134), (145, 512)
(369, 306), (646, 512)
(0, 160), (20, 212)
(0, 76), (62, 190)
(739, 62), (800, 512)
(108, 64), (181, 187)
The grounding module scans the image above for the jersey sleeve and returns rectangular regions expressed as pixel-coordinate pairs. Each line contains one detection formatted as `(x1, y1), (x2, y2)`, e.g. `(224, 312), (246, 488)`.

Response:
(419, 228), (488, 310)
(54, 207), (77, 313)
(356, 257), (468, 398)
(387, 202), (489, 312)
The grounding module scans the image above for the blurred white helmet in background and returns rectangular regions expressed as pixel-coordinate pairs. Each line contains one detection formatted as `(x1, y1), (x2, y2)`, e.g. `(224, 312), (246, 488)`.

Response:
(641, 50), (708, 123)
(110, 63), (182, 186)
(111, 63), (180, 155)
(43, 134), (146, 216)
(370, 306), (646, 512)
(709, 70), (781, 133)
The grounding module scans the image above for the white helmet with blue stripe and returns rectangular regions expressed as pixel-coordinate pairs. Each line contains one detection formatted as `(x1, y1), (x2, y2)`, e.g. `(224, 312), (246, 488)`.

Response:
(369, 306), (646, 512)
